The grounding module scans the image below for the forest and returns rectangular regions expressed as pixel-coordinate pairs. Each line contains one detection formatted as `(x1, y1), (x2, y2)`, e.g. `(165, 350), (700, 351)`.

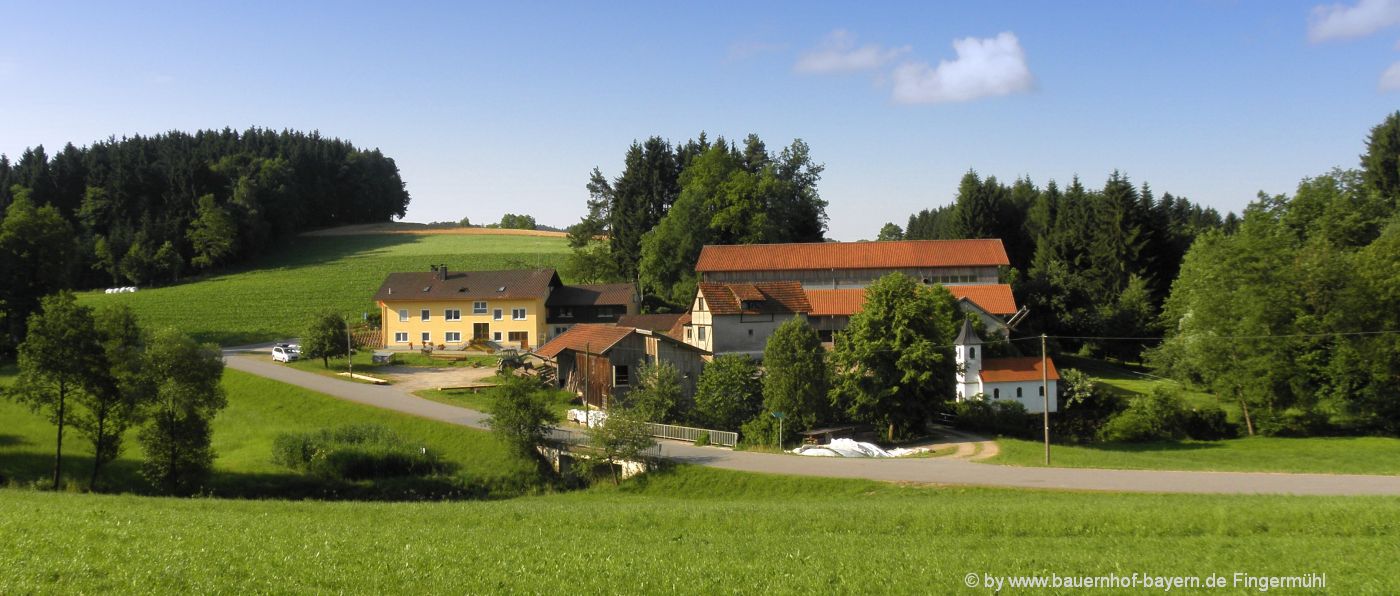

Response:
(0, 128), (411, 352)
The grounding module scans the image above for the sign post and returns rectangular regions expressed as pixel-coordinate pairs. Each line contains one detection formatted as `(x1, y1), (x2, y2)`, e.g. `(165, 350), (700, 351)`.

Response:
(771, 411), (786, 451)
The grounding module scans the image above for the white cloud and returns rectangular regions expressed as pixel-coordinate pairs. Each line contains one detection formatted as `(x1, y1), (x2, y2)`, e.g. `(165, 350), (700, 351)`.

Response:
(1381, 61), (1400, 90)
(890, 32), (1034, 105)
(794, 30), (908, 74)
(1308, 0), (1400, 42)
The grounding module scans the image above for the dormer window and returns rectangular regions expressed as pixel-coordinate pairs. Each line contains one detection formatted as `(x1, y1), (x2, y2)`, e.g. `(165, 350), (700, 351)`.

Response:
(497, 286), (506, 292)
(741, 300), (763, 310)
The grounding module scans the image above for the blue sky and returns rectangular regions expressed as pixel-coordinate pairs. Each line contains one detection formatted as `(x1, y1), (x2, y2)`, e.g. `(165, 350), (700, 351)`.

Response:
(2, 1), (1398, 240)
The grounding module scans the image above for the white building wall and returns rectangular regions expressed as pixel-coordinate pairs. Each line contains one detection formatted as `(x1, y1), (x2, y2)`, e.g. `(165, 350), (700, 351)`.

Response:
(982, 380), (1058, 413)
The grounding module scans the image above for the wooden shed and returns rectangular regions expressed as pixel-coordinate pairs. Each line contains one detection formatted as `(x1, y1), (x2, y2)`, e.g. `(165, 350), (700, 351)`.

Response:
(535, 324), (706, 409)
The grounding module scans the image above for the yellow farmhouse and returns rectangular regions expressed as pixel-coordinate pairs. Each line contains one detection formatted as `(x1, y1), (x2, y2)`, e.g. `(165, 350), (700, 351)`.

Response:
(373, 266), (636, 351)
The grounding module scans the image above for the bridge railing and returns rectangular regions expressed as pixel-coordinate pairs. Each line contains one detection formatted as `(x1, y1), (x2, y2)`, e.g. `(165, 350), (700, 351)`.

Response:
(646, 423), (738, 447)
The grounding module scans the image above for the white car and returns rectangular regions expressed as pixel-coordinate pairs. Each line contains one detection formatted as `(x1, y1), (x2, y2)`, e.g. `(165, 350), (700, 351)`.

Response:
(272, 345), (301, 363)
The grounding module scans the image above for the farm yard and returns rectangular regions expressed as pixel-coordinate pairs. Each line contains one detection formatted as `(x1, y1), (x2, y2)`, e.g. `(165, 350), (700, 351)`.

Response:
(75, 232), (571, 346)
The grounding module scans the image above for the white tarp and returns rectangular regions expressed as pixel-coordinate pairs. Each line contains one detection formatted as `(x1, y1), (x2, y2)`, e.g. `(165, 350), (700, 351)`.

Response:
(567, 408), (608, 428)
(790, 438), (930, 458)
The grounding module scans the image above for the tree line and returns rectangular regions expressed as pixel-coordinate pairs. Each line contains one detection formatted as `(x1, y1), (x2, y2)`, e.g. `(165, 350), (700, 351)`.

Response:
(1150, 113), (1400, 436)
(0, 128), (411, 353)
(563, 133), (829, 306)
(887, 170), (1235, 360)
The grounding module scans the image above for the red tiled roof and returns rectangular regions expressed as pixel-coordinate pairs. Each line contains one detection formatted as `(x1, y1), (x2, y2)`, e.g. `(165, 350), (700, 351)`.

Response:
(695, 239), (1009, 272)
(804, 284), (1018, 317)
(950, 285), (1018, 316)
(546, 283), (636, 307)
(698, 282), (811, 316)
(375, 269), (560, 302)
(806, 289), (866, 316)
(535, 324), (635, 359)
(616, 313), (686, 333)
(980, 357), (1060, 382)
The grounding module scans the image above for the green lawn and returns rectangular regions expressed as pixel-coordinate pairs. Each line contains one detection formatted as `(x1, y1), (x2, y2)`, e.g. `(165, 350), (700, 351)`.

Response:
(1, 466), (1397, 592)
(415, 384), (577, 421)
(75, 233), (570, 346)
(991, 435), (1400, 475)
(0, 369), (538, 496)
(1056, 355), (1238, 420)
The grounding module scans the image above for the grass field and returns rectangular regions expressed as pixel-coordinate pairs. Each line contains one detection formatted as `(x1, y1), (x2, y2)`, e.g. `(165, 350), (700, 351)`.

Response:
(415, 384), (578, 421)
(75, 233), (571, 346)
(0, 368), (538, 497)
(1, 466), (1398, 592)
(990, 436), (1400, 475)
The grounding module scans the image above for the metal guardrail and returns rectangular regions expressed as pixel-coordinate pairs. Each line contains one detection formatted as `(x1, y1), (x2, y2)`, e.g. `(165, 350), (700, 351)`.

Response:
(646, 423), (738, 447)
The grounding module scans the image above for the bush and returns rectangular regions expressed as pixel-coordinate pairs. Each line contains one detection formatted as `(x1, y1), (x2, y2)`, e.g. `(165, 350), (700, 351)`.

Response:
(694, 431), (711, 447)
(1255, 407), (1331, 437)
(953, 398), (1035, 438)
(1098, 388), (1187, 443)
(272, 424), (450, 481)
(740, 414), (786, 448)
(1181, 407), (1238, 440)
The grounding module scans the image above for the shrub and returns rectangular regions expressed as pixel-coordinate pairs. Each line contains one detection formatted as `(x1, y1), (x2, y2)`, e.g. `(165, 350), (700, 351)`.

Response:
(694, 431), (711, 447)
(953, 398), (1035, 438)
(1255, 407), (1331, 437)
(272, 424), (450, 481)
(1181, 407), (1238, 440)
(1098, 388), (1187, 442)
(740, 414), (786, 449)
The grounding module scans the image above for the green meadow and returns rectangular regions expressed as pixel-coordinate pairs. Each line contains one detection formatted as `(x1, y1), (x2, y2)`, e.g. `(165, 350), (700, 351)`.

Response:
(990, 435), (1400, 475)
(2, 469), (1397, 593)
(75, 233), (571, 346)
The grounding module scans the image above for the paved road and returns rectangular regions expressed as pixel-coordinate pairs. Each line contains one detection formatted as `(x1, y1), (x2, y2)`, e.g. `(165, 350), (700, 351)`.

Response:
(226, 353), (1400, 496)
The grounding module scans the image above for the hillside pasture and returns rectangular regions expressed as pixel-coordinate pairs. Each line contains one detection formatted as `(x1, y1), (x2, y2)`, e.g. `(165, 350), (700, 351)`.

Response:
(76, 233), (571, 346)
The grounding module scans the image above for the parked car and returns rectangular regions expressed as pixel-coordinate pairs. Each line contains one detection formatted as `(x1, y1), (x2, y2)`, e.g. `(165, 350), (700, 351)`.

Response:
(272, 344), (301, 363)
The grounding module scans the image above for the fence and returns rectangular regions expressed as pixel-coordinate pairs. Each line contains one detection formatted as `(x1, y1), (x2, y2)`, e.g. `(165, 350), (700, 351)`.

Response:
(646, 423), (738, 447)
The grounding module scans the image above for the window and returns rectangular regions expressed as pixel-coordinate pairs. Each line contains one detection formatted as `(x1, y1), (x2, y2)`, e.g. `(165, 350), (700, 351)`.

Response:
(493, 309), (503, 321)
(554, 326), (569, 336)
(398, 309), (409, 322)
(697, 297), (706, 311)
(394, 332), (408, 343)
(446, 331), (462, 343)
(1039, 386), (1045, 396)
(445, 309), (461, 321)
(614, 365), (630, 387)
(685, 328), (693, 340)
(512, 308), (526, 320)
(420, 309), (430, 322)
(698, 326), (707, 341)
(993, 388), (1000, 399)
(421, 332), (431, 344)
(1016, 387), (1023, 398)
(556, 307), (574, 319)
(493, 331), (502, 341)
(596, 307), (615, 319)
(747, 328), (753, 336)
(969, 347), (976, 360)
(473, 301), (487, 314)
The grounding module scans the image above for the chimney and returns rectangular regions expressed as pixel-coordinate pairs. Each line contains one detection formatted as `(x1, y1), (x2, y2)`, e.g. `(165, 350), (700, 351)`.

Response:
(439, 264), (448, 280)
